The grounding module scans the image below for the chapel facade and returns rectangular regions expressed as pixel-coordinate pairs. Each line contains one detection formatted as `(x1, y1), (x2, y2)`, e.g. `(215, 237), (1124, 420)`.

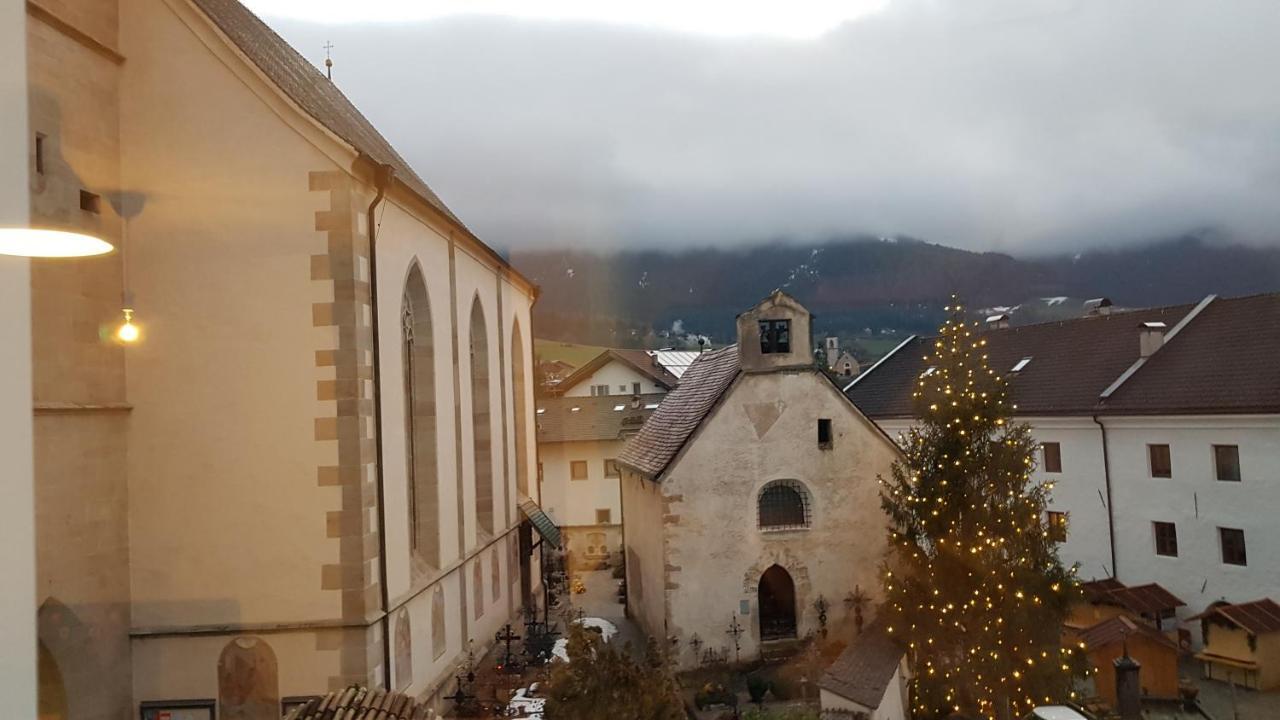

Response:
(617, 291), (900, 666)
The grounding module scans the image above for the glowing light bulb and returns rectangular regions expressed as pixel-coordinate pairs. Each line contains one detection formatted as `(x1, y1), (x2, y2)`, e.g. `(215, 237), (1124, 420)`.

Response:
(0, 228), (114, 257)
(116, 309), (140, 343)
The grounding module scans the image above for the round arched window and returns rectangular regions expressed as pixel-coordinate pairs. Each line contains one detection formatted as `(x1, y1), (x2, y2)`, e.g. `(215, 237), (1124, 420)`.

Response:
(757, 480), (811, 530)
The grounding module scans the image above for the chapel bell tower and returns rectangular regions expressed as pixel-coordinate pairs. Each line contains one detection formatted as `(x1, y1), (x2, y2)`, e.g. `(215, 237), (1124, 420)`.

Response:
(736, 290), (814, 372)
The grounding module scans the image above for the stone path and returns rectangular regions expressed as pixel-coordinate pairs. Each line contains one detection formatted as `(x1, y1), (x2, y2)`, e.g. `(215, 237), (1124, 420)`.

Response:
(565, 568), (649, 656)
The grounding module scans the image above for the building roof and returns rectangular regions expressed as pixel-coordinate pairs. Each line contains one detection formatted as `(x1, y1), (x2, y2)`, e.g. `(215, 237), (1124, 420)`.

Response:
(1193, 598), (1280, 635)
(191, 0), (463, 226)
(617, 345), (741, 478)
(1100, 293), (1280, 415)
(554, 348), (681, 395)
(650, 349), (703, 379)
(819, 622), (906, 709)
(848, 293), (1280, 418)
(283, 686), (431, 720)
(1079, 614), (1178, 652)
(519, 496), (562, 549)
(535, 394), (664, 443)
(1081, 579), (1185, 617)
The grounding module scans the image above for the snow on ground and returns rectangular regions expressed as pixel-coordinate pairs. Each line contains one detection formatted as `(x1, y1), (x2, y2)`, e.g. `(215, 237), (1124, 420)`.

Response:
(551, 617), (619, 662)
(1041, 296), (1069, 305)
(506, 684), (546, 720)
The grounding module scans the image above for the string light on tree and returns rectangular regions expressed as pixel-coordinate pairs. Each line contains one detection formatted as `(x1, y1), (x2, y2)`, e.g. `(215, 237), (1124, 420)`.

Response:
(878, 296), (1087, 720)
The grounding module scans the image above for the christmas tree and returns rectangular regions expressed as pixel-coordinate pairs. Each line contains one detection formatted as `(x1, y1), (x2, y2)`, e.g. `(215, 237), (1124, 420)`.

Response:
(879, 299), (1087, 720)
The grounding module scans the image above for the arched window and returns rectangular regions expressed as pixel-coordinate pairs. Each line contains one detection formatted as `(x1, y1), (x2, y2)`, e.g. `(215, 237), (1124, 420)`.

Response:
(511, 320), (530, 497)
(491, 548), (502, 602)
(394, 609), (412, 691)
(470, 297), (494, 537)
(431, 588), (447, 659)
(402, 267), (440, 568)
(757, 480), (811, 530)
(473, 561), (485, 619)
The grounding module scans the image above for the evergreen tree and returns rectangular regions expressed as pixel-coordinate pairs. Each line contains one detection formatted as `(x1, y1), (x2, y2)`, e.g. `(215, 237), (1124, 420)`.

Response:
(879, 299), (1087, 720)
(543, 625), (684, 720)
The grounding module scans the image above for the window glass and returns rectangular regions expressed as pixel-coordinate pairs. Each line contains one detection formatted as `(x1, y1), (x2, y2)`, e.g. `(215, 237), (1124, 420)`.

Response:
(1220, 527), (1247, 565)
(1041, 442), (1062, 473)
(1153, 521), (1178, 557)
(1149, 444), (1172, 478)
(1214, 445), (1241, 482)
(570, 460), (588, 480)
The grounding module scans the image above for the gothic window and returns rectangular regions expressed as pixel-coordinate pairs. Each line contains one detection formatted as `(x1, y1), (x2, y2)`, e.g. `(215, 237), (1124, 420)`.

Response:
(758, 319), (791, 354)
(511, 321), (530, 496)
(402, 267), (440, 568)
(757, 480), (811, 530)
(473, 561), (485, 619)
(491, 548), (501, 602)
(471, 297), (494, 537)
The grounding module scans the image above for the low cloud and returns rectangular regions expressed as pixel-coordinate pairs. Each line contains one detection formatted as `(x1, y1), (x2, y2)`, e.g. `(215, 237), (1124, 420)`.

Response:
(264, 0), (1280, 253)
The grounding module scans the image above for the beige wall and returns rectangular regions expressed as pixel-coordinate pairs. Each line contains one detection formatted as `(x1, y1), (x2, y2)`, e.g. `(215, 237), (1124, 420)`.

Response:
(539, 439), (625, 528)
(1, 0), (35, 713)
(620, 470), (667, 640)
(660, 370), (898, 666)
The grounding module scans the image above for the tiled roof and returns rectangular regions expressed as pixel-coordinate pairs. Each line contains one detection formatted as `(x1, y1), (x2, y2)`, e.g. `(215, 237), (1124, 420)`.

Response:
(617, 345), (741, 478)
(1079, 614), (1177, 652)
(1193, 598), (1280, 635)
(535, 394), (664, 443)
(1081, 579), (1184, 616)
(555, 349), (681, 395)
(1101, 294), (1280, 415)
(283, 686), (431, 720)
(819, 621), (905, 709)
(845, 295), (1280, 418)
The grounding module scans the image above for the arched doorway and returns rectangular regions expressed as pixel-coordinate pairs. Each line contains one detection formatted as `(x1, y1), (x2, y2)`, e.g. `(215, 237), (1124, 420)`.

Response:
(758, 565), (797, 641)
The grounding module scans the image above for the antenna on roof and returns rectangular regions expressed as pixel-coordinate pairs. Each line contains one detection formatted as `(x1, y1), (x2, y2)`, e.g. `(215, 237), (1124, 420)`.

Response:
(323, 41), (334, 80)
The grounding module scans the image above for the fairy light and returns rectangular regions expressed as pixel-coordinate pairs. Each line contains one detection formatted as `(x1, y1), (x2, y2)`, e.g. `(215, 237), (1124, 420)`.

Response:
(879, 295), (1087, 719)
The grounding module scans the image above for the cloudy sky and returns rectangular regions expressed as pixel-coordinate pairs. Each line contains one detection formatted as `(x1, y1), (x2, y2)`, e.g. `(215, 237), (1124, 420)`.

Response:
(247, 0), (1280, 255)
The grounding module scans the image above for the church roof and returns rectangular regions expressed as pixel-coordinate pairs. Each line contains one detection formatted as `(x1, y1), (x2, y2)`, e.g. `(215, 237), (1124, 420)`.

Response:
(617, 345), (740, 478)
(535, 393), (664, 443)
(819, 621), (905, 709)
(191, 0), (463, 226)
(283, 686), (431, 720)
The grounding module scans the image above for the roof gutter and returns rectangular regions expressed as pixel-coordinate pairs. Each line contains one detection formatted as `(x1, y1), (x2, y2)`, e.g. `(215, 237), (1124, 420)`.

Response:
(843, 335), (917, 393)
(366, 161), (395, 690)
(1090, 414), (1118, 579)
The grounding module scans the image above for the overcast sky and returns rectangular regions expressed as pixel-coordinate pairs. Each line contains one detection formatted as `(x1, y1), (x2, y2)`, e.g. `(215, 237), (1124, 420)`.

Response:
(248, 0), (1280, 255)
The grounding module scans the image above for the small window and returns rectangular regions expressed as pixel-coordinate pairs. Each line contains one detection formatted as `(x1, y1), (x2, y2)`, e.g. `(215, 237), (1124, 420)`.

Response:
(758, 480), (811, 530)
(1046, 511), (1068, 542)
(817, 418), (832, 449)
(537, 462), (544, 484)
(1010, 356), (1033, 373)
(1153, 521), (1178, 557)
(79, 189), (100, 214)
(595, 508), (612, 524)
(603, 458), (620, 478)
(1149, 444), (1172, 478)
(34, 133), (46, 175)
(590, 384), (610, 397)
(758, 319), (791, 354)
(1220, 527), (1247, 566)
(618, 384), (627, 392)
(1214, 445), (1241, 482)
(1042, 442), (1062, 473)
(570, 460), (588, 480)
(632, 382), (641, 395)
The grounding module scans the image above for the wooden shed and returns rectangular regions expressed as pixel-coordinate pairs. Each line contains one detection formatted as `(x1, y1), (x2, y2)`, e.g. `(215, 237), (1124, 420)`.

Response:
(1193, 598), (1280, 690)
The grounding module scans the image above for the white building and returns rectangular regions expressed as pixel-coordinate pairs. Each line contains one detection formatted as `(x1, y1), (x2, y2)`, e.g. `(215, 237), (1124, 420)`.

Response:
(553, 348), (681, 398)
(847, 293), (1280, 637)
(536, 393), (661, 568)
(618, 291), (901, 667)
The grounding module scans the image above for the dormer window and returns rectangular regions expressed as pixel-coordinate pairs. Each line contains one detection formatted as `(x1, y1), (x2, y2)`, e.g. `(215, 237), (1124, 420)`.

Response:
(759, 319), (791, 354)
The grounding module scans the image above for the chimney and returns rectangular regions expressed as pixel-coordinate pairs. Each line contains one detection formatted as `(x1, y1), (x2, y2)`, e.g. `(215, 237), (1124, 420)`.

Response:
(1139, 321), (1167, 358)
(1084, 297), (1113, 316)
(985, 313), (1010, 330)
(1114, 647), (1142, 720)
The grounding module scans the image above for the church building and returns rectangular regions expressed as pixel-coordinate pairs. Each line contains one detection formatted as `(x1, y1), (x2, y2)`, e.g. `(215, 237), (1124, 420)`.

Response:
(617, 291), (901, 666)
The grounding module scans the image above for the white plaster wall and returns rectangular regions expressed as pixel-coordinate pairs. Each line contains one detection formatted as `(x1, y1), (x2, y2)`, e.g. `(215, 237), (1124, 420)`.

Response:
(539, 439), (625, 528)
(1106, 415), (1280, 622)
(0, 0), (34, 711)
(661, 370), (899, 665)
(563, 361), (664, 397)
(874, 417), (1115, 581)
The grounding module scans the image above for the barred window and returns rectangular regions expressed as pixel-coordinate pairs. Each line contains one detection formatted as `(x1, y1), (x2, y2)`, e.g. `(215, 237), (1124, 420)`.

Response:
(758, 480), (811, 530)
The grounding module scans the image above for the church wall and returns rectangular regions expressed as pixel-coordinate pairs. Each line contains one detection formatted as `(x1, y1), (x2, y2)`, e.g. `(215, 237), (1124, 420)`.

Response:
(660, 370), (898, 666)
(620, 470), (668, 641)
(26, 1), (134, 718)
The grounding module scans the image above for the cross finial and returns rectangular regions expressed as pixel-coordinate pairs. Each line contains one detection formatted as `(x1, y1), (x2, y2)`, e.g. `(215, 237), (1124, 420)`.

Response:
(323, 41), (334, 80)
